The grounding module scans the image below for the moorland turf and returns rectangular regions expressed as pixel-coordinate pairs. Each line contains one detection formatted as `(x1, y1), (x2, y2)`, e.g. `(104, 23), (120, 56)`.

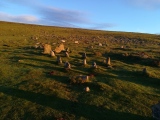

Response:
(0, 21), (160, 120)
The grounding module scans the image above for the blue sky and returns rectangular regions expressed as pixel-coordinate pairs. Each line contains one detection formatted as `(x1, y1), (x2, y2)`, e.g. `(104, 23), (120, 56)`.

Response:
(0, 0), (160, 34)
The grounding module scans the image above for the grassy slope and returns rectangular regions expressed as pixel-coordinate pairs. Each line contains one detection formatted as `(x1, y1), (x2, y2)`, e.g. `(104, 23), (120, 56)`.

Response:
(0, 21), (160, 120)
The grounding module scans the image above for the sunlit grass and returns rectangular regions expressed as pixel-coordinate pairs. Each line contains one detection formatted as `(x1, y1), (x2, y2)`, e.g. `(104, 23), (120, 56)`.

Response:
(0, 21), (160, 120)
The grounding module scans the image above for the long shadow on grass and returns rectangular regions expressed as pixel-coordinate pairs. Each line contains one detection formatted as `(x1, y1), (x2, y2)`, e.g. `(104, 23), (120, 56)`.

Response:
(21, 62), (65, 72)
(107, 69), (160, 89)
(46, 75), (69, 84)
(21, 62), (89, 76)
(11, 56), (54, 64)
(105, 52), (155, 67)
(0, 86), (151, 120)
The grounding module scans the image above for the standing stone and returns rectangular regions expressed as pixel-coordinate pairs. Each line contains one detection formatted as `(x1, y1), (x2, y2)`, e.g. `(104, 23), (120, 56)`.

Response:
(142, 68), (149, 76)
(57, 56), (62, 64)
(66, 47), (70, 52)
(55, 43), (65, 53)
(92, 62), (97, 68)
(64, 61), (71, 69)
(43, 44), (52, 54)
(50, 50), (55, 57)
(65, 52), (69, 57)
(106, 57), (111, 66)
(82, 52), (87, 59)
(83, 59), (87, 65)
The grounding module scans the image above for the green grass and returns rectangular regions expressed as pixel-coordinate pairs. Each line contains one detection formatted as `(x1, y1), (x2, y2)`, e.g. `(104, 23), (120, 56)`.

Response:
(0, 21), (160, 120)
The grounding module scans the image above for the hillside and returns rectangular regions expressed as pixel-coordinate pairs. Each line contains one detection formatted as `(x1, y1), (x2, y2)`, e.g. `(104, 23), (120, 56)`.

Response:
(0, 21), (160, 120)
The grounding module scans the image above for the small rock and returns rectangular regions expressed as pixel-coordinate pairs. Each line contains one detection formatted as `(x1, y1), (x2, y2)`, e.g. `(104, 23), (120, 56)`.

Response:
(84, 87), (90, 92)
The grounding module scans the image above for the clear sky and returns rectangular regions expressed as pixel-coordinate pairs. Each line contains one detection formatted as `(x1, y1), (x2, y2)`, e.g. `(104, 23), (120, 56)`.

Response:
(0, 0), (160, 34)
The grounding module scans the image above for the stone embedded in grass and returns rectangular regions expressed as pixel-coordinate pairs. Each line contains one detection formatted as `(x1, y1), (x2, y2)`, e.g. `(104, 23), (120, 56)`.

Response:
(84, 86), (90, 92)
(61, 40), (65, 43)
(74, 41), (79, 44)
(57, 56), (62, 64)
(151, 101), (160, 120)
(18, 59), (24, 62)
(121, 46), (124, 49)
(140, 52), (149, 59)
(82, 52), (87, 59)
(99, 43), (102, 46)
(70, 75), (89, 84)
